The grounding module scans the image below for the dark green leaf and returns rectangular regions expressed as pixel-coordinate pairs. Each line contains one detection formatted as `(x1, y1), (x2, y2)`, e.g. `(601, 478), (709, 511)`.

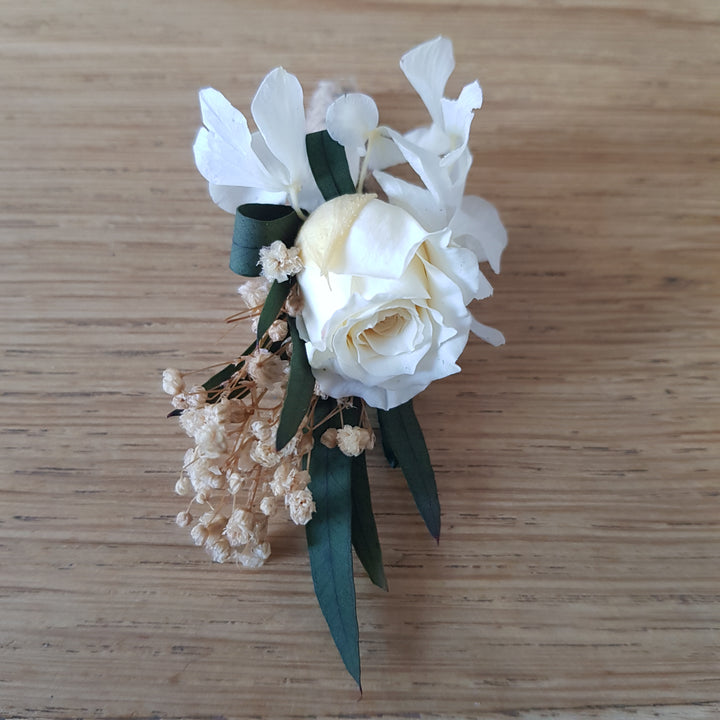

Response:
(230, 203), (302, 276)
(306, 399), (360, 688)
(351, 452), (388, 591)
(306, 130), (356, 201)
(256, 280), (291, 341)
(275, 318), (315, 451)
(379, 429), (399, 468)
(377, 400), (440, 541)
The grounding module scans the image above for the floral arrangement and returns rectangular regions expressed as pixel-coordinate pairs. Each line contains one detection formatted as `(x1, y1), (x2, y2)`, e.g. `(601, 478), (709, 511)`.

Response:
(163, 36), (507, 687)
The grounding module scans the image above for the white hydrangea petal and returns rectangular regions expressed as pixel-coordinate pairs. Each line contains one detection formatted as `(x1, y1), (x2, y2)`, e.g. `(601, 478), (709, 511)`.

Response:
(388, 129), (467, 217)
(451, 195), (508, 273)
(326, 93), (379, 154)
(208, 183), (287, 214)
(367, 133), (405, 170)
(457, 80), (483, 113)
(194, 88), (274, 189)
(373, 170), (447, 231)
(399, 36), (455, 126)
(404, 123), (452, 156)
(251, 67), (309, 187)
(438, 82), (482, 168)
(470, 319), (505, 346)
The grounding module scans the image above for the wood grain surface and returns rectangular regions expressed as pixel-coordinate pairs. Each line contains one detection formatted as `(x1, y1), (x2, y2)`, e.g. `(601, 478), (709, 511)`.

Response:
(1, 1), (719, 718)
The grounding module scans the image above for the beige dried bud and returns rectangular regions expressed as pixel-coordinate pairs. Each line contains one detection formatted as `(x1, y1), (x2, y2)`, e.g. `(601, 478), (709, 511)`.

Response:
(185, 385), (208, 409)
(287, 488), (315, 525)
(208, 537), (232, 563)
(238, 276), (271, 309)
(250, 419), (274, 442)
(234, 541), (271, 569)
(284, 283), (304, 317)
(176, 510), (193, 527)
(259, 240), (304, 283)
(225, 508), (254, 546)
(245, 349), (288, 388)
(195, 422), (228, 459)
(251, 440), (281, 469)
(260, 495), (277, 516)
(267, 319), (288, 342)
(162, 368), (185, 396)
(174, 474), (192, 496)
(336, 425), (374, 457)
(320, 428), (338, 448)
(227, 471), (246, 495)
(190, 523), (208, 546)
(270, 463), (295, 496)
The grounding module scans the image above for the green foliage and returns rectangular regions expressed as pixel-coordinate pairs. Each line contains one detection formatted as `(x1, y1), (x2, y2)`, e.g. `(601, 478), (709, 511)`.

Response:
(306, 130), (356, 201)
(230, 203), (302, 276)
(306, 398), (360, 688)
(377, 400), (440, 541)
(275, 318), (315, 451)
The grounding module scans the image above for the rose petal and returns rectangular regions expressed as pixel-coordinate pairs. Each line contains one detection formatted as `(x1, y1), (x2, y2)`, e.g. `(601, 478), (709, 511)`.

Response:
(340, 199), (428, 279)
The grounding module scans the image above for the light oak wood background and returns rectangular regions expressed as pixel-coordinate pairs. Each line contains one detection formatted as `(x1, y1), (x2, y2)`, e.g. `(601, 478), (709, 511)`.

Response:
(1, 1), (718, 718)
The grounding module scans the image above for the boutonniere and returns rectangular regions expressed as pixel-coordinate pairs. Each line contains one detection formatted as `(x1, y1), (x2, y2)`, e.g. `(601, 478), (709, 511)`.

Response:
(163, 36), (507, 688)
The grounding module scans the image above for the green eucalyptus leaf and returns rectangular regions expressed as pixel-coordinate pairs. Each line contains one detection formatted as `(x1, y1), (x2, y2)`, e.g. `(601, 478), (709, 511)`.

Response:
(275, 317), (315, 451)
(230, 203), (302, 277)
(379, 430), (399, 468)
(306, 398), (360, 688)
(306, 130), (356, 201)
(256, 280), (291, 341)
(377, 400), (440, 541)
(351, 452), (388, 591)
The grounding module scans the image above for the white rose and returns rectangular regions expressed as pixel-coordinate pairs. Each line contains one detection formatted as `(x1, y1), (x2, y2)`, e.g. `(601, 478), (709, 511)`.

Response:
(295, 194), (474, 411)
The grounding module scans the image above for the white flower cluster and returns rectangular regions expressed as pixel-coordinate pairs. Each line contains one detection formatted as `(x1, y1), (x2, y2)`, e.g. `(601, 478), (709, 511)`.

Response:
(193, 37), (508, 411)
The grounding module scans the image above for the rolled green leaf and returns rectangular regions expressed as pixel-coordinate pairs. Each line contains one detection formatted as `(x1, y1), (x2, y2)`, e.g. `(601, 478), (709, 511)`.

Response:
(306, 130), (356, 201)
(275, 318), (315, 451)
(351, 452), (388, 591)
(256, 280), (291, 342)
(230, 203), (302, 277)
(377, 400), (440, 542)
(306, 399), (360, 688)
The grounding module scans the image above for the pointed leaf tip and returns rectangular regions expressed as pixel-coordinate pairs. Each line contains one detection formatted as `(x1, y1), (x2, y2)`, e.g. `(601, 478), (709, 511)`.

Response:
(306, 400), (361, 686)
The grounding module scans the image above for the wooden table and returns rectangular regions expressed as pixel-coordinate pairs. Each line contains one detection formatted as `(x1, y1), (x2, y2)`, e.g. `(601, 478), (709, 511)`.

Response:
(2, 1), (718, 717)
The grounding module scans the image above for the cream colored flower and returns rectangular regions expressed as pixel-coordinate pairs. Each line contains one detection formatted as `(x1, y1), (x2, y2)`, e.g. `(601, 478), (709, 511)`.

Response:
(259, 240), (303, 283)
(162, 368), (185, 396)
(336, 425), (374, 457)
(296, 194), (472, 410)
(287, 489), (315, 525)
(238, 276), (271, 308)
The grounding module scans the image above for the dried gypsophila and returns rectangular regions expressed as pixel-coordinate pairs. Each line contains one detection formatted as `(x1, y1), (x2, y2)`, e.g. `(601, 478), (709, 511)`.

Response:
(162, 291), (319, 569)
